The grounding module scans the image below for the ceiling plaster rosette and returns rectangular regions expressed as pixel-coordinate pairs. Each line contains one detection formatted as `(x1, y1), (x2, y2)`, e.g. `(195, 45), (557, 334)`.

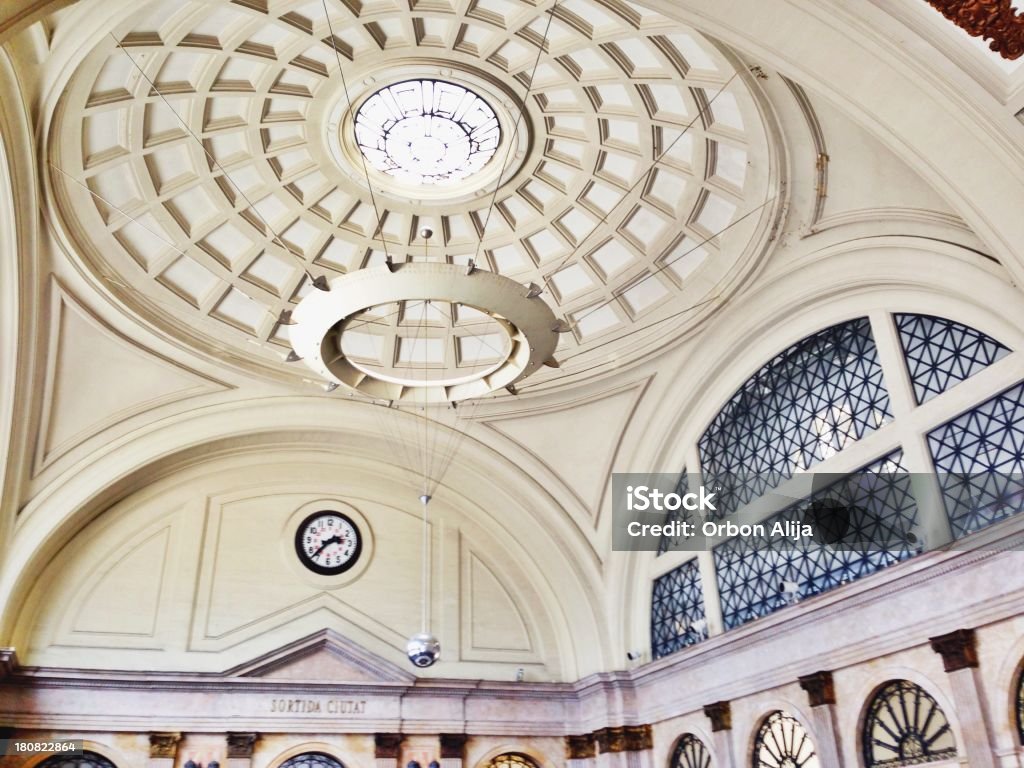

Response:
(46, 0), (782, 390)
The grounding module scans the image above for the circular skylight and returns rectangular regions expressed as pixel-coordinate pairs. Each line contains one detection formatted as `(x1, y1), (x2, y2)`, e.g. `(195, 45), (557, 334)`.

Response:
(354, 80), (501, 185)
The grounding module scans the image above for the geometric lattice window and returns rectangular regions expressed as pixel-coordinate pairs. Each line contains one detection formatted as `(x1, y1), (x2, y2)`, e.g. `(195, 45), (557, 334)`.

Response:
(651, 558), (708, 659)
(658, 470), (694, 556)
(670, 733), (711, 768)
(753, 711), (819, 768)
(862, 680), (957, 767)
(928, 380), (1024, 538)
(485, 755), (539, 768)
(279, 755), (345, 768)
(38, 754), (117, 768)
(713, 450), (917, 629)
(895, 313), (1009, 405)
(700, 318), (893, 517)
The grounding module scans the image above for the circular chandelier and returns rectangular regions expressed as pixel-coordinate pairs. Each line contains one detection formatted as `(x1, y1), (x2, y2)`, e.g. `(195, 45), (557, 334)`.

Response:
(288, 261), (562, 403)
(354, 79), (501, 185)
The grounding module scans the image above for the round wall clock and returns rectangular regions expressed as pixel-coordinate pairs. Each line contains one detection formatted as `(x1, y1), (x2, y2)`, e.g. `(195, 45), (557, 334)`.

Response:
(294, 510), (363, 575)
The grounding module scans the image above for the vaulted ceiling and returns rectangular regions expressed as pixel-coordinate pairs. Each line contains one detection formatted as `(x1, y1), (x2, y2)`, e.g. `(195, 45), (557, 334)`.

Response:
(0, 0), (1022, 682)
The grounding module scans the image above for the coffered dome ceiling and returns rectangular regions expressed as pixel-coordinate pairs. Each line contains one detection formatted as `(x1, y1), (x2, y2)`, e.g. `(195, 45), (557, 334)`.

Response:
(47, 0), (781, 389)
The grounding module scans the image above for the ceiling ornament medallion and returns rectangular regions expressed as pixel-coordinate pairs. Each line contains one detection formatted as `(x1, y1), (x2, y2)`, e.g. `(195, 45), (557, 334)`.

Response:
(925, 0), (1024, 59)
(289, 261), (559, 402)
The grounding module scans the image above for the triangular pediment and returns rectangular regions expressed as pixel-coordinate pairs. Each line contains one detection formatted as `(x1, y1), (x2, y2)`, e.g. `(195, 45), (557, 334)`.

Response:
(228, 629), (416, 684)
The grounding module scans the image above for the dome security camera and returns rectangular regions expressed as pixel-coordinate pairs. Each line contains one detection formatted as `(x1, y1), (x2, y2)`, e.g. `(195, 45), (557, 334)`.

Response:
(406, 632), (441, 668)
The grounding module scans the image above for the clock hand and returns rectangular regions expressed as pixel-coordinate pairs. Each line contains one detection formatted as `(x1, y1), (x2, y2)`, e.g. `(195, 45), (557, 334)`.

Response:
(312, 535), (341, 558)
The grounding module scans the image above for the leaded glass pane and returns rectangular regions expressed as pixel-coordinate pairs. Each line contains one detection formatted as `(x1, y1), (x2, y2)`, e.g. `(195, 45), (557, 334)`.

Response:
(486, 755), (539, 768)
(699, 318), (892, 517)
(38, 754), (117, 768)
(658, 471), (694, 556)
(895, 313), (1010, 404)
(928, 380), (1024, 537)
(280, 754), (345, 768)
(862, 680), (956, 767)
(714, 450), (917, 630)
(753, 711), (819, 768)
(651, 558), (708, 659)
(670, 734), (711, 768)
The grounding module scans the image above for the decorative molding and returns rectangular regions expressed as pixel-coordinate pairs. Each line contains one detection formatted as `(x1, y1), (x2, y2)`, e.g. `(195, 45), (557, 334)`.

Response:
(375, 733), (404, 759)
(798, 670), (836, 707)
(225, 733), (259, 759)
(0, 648), (17, 680)
(594, 727), (626, 754)
(703, 701), (731, 732)
(565, 735), (596, 760)
(929, 628), (979, 672)
(622, 725), (652, 751)
(228, 629), (416, 684)
(148, 733), (181, 758)
(438, 734), (467, 760)
(924, 0), (1024, 60)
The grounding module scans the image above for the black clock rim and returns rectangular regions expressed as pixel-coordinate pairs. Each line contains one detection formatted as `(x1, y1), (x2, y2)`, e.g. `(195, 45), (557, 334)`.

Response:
(295, 510), (363, 576)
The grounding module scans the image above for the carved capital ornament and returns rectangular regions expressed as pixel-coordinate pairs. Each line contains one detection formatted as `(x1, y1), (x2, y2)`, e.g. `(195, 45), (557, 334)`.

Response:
(439, 734), (468, 760)
(149, 734), (181, 759)
(798, 670), (837, 707)
(565, 736), (596, 760)
(375, 734), (405, 760)
(226, 733), (259, 759)
(703, 701), (732, 732)
(929, 628), (979, 672)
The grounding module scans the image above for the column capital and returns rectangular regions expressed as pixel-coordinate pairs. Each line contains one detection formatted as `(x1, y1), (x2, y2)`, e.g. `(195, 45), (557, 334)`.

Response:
(439, 735), (468, 760)
(929, 628), (979, 672)
(594, 727), (627, 754)
(0, 648), (18, 680)
(226, 733), (260, 759)
(565, 735), (596, 760)
(798, 670), (836, 707)
(375, 734), (405, 760)
(623, 726), (652, 752)
(149, 734), (181, 759)
(702, 701), (731, 732)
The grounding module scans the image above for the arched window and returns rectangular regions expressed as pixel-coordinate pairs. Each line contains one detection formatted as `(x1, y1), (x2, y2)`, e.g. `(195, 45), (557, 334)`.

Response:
(484, 755), (539, 768)
(1016, 665), (1024, 744)
(752, 711), (818, 768)
(37, 754), (117, 768)
(651, 558), (708, 659)
(700, 317), (892, 518)
(279, 755), (345, 768)
(669, 733), (710, 768)
(652, 310), (1021, 653)
(862, 680), (956, 767)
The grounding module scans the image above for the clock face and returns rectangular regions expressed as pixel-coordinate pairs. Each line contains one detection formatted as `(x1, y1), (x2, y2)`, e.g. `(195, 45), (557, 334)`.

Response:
(295, 511), (363, 575)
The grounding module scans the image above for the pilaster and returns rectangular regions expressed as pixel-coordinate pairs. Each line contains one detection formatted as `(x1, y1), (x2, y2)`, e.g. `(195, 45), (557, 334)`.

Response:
(798, 671), (843, 768)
